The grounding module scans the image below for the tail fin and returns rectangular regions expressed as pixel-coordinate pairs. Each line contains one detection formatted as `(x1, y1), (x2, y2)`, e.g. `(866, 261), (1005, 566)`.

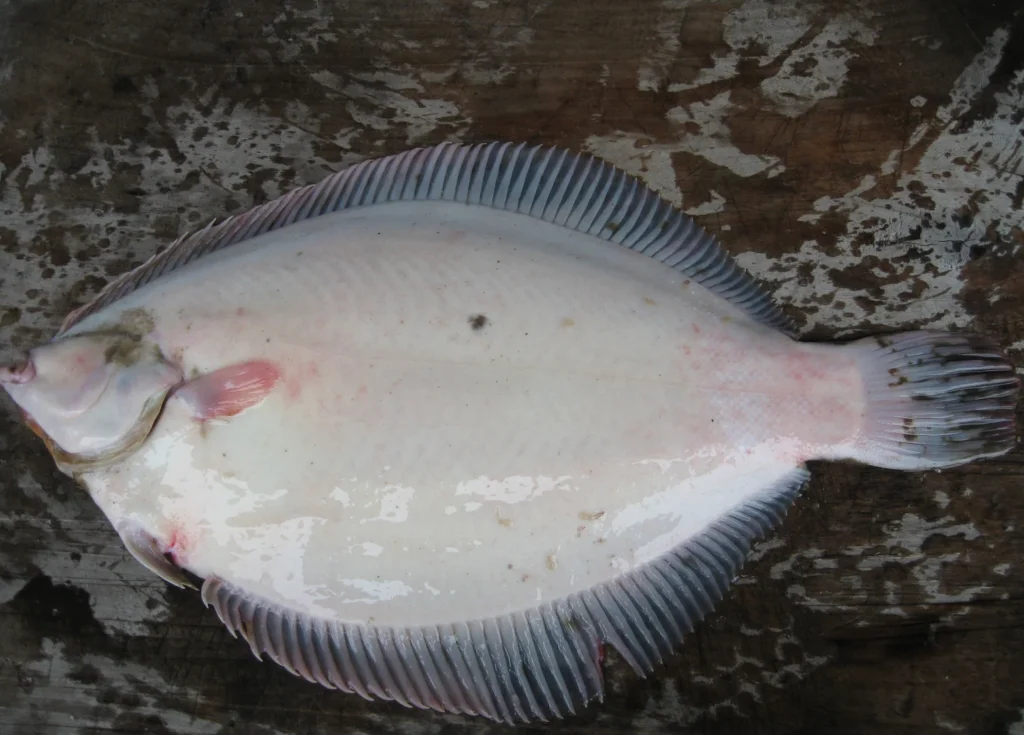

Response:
(846, 331), (1019, 470)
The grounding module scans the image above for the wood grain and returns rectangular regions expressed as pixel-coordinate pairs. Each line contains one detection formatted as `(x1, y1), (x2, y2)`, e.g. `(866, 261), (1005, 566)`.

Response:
(0, 0), (1022, 732)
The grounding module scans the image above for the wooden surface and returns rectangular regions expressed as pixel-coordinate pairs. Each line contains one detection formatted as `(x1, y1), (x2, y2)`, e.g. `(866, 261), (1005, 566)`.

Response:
(1, 0), (1023, 732)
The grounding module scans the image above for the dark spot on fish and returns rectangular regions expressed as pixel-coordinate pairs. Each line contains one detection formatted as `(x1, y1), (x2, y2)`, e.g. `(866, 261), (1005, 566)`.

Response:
(606, 221), (619, 232)
(116, 308), (156, 338)
(889, 368), (899, 376)
(468, 314), (488, 331)
(70, 551), (81, 562)
(889, 375), (909, 387)
(103, 334), (145, 367)
(875, 336), (893, 348)
(903, 417), (918, 442)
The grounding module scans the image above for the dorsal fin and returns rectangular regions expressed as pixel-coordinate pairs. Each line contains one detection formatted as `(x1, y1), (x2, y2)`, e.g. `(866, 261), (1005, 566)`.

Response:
(59, 142), (795, 335)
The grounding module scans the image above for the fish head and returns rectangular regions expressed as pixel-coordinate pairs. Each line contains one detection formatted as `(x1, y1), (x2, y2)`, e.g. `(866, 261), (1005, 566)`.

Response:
(1, 331), (183, 474)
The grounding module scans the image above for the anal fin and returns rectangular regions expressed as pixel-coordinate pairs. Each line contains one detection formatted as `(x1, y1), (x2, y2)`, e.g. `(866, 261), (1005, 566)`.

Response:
(200, 467), (810, 723)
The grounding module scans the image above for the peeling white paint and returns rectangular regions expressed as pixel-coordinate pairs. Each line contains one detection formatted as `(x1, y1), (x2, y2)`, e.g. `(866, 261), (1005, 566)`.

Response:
(314, 70), (467, 145)
(936, 714), (967, 733)
(937, 28), (1010, 124)
(637, 0), (694, 92)
(748, 536), (787, 562)
(13, 639), (249, 734)
(586, 91), (783, 206)
(670, 0), (813, 92)
(685, 189), (727, 217)
(739, 24), (1023, 333)
(761, 13), (878, 118)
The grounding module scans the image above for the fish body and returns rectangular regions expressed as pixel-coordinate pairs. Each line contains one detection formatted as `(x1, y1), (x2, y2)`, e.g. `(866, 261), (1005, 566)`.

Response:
(2, 142), (1017, 722)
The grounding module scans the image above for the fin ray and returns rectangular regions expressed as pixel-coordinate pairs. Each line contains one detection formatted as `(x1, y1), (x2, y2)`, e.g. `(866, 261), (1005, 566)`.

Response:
(118, 521), (194, 589)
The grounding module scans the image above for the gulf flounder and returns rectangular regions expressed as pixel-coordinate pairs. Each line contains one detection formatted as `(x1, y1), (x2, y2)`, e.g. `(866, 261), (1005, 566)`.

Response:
(1, 142), (1018, 723)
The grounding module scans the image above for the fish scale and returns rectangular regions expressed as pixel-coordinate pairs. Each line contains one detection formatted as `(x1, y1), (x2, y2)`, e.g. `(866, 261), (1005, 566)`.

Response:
(1, 141), (1017, 724)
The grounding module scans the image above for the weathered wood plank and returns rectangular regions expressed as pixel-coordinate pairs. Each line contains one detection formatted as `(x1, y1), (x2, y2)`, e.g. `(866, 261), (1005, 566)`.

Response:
(0, 0), (1022, 733)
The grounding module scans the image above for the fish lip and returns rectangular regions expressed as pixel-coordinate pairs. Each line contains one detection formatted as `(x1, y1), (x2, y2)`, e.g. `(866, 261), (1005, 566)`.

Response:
(0, 354), (35, 385)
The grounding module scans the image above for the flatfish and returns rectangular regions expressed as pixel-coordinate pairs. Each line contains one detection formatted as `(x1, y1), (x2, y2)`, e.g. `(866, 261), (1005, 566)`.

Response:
(1, 142), (1017, 723)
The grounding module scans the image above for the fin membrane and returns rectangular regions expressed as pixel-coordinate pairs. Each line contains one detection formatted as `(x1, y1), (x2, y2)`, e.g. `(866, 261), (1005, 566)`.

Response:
(848, 330), (1019, 470)
(173, 360), (282, 420)
(201, 467), (809, 723)
(61, 142), (794, 336)
(119, 520), (195, 589)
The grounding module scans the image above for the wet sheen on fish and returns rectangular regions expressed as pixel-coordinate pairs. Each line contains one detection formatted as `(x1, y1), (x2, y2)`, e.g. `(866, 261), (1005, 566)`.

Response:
(2, 142), (1018, 724)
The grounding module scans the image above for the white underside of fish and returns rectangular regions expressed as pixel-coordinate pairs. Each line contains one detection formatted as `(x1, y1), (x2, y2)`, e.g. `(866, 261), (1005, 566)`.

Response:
(73, 200), (864, 627)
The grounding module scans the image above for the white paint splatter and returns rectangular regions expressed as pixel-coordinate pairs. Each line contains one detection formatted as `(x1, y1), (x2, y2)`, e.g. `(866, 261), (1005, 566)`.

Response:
(637, 0), (694, 92)
(761, 13), (878, 118)
(13, 639), (238, 735)
(670, 0), (813, 92)
(684, 189), (727, 217)
(739, 24), (1023, 333)
(586, 91), (784, 205)
(748, 536), (787, 562)
(313, 70), (466, 145)
(936, 714), (967, 732)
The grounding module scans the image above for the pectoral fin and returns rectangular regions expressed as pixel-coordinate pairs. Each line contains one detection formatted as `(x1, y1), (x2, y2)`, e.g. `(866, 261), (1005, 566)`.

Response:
(174, 360), (281, 421)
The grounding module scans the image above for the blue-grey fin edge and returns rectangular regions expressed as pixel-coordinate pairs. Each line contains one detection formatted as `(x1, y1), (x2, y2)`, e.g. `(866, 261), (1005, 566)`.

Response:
(118, 521), (195, 590)
(59, 142), (796, 336)
(198, 467), (810, 724)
